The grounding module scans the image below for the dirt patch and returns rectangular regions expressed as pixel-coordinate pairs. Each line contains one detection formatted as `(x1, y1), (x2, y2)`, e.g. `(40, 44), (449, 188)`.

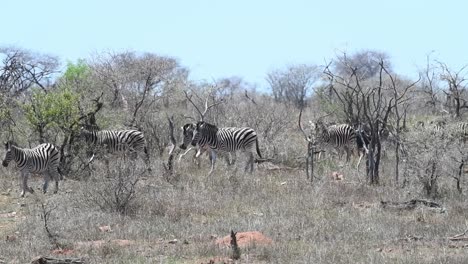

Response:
(75, 239), (135, 249)
(51, 248), (77, 255)
(0, 193), (22, 235)
(215, 231), (273, 248)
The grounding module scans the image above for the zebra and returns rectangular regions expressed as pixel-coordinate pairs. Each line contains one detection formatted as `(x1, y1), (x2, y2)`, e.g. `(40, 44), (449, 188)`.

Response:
(428, 120), (446, 136)
(2, 141), (61, 197)
(179, 123), (211, 164)
(190, 121), (262, 175)
(448, 122), (468, 142)
(312, 120), (358, 163)
(80, 127), (150, 167)
(179, 123), (235, 166)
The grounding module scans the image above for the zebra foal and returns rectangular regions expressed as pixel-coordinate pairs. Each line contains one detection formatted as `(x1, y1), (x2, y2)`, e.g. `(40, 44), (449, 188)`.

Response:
(190, 121), (262, 175)
(2, 141), (61, 197)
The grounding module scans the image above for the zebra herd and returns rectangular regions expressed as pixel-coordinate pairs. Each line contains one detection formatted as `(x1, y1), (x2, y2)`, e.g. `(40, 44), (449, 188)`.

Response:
(6, 116), (467, 197)
(415, 120), (468, 141)
(1, 121), (263, 197)
(2, 127), (149, 197)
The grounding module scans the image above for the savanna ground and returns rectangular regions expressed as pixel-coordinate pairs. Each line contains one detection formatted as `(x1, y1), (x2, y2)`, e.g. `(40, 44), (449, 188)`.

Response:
(1, 152), (468, 264)
(2, 47), (468, 264)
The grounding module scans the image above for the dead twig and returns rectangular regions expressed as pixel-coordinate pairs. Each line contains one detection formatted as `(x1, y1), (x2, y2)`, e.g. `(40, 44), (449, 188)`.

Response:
(448, 229), (468, 241)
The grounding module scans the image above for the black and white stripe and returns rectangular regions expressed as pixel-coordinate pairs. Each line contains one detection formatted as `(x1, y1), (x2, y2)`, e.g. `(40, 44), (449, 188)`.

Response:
(314, 121), (358, 162)
(428, 120), (446, 135)
(179, 123), (210, 163)
(190, 121), (262, 174)
(80, 127), (149, 163)
(2, 141), (61, 197)
(449, 122), (468, 142)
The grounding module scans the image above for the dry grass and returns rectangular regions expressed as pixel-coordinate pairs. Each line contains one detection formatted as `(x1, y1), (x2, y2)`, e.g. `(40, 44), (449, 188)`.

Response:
(1, 154), (468, 264)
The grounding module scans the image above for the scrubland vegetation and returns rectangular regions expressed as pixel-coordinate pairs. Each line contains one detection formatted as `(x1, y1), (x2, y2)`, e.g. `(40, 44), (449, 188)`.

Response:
(1, 47), (468, 263)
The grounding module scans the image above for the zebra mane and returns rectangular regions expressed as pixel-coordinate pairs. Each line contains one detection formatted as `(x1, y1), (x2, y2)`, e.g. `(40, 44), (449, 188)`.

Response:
(4, 140), (19, 150)
(196, 121), (219, 132)
(182, 123), (195, 131)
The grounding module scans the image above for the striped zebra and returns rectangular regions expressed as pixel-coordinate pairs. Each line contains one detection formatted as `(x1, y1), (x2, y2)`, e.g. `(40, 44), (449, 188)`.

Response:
(313, 121), (358, 163)
(428, 120), (446, 136)
(190, 121), (262, 175)
(2, 141), (61, 197)
(179, 123), (211, 164)
(80, 127), (150, 166)
(448, 122), (468, 142)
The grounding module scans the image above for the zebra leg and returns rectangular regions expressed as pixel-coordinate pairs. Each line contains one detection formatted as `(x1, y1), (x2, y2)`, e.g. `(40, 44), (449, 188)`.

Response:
(228, 152), (237, 166)
(178, 147), (194, 162)
(244, 152), (254, 173)
(144, 146), (151, 170)
(43, 173), (50, 194)
(51, 168), (60, 194)
(20, 171), (33, 197)
(356, 151), (364, 170)
(208, 150), (217, 175)
(345, 146), (351, 163)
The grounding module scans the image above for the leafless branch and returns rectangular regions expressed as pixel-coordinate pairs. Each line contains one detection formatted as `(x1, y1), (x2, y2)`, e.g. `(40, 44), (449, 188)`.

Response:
(298, 107), (312, 142)
(183, 89), (224, 121)
(244, 89), (257, 105)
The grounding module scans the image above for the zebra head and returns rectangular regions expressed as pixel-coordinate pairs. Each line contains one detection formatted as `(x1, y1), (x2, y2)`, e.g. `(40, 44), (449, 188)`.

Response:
(2, 141), (13, 167)
(191, 122), (205, 146)
(179, 123), (195, 150)
(312, 119), (328, 139)
(192, 121), (218, 146)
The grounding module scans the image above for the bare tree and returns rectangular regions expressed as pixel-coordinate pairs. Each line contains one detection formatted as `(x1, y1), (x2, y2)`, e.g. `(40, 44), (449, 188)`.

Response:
(438, 61), (468, 118)
(90, 51), (184, 127)
(418, 53), (441, 113)
(267, 64), (321, 108)
(0, 46), (58, 95)
(334, 50), (392, 80)
(298, 107), (317, 182)
(184, 88), (223, 121)
(325, 58), (419, 184)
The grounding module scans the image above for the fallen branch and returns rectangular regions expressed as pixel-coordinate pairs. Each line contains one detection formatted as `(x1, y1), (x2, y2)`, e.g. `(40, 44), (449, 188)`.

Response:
(254, 158), (275, 164)
(31, 256), (84, 264)
(380, 199), (445, 213)
(448, 229), (468, 241)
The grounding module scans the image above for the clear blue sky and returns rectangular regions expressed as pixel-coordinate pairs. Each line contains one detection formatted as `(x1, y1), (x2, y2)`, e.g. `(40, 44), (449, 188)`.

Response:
(2, 0), (467, 89)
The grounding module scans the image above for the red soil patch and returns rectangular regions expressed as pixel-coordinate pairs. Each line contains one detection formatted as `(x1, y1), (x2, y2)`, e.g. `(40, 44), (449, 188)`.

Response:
(215, 231), (273, 248)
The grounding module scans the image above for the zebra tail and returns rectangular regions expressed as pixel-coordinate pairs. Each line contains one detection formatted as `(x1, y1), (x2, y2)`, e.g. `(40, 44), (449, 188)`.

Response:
(255, 138), (262, 158)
